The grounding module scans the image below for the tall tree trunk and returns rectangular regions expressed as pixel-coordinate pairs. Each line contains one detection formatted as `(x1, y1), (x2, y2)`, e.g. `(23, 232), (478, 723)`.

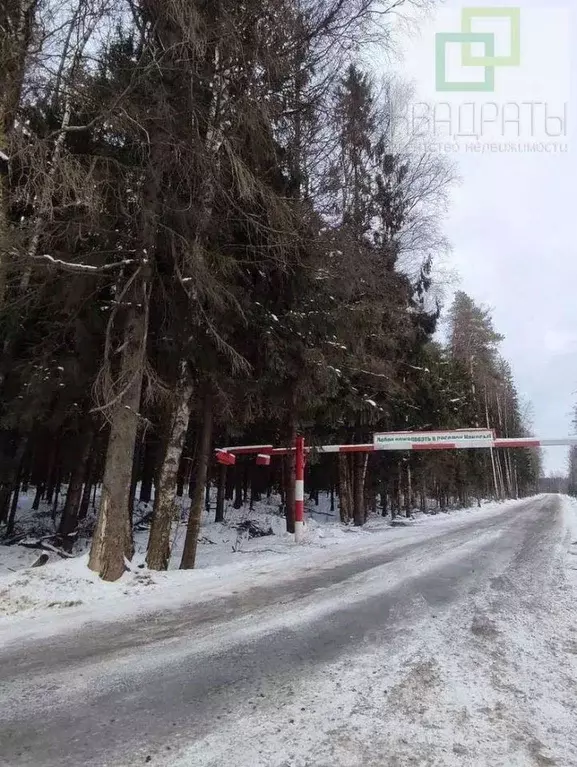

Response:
(128, 427), (144, 528)
(139, 430), (160, 504)
(381, 482), (389, 517)
(390, 479), (397, 520)
(177, 418), (195, 497)
(43, 437), (59, 505)
(242, 463), (249, 506)
(338, 453), (353, 524)
(0, 0), (39, 306)
(32, 484), (43, 511)
(420, 479), (427, 512)
(353, 453), (367, 527)
(5, 441), (27, 537)
(50, 470), (62, 521)
(6, 474), (21, 537)
(0, 434), (27, 525)
(405, 462), (412, 517)
(147, 366), (193, 570)
(215, 463), (227, 523)
(180, 393), (213, 570)
(79, 432), (99, 521)
(233, 464), (243, 509)
(88, 269), (150, 581)
(225, 464), (234, 501)
(57, 425), (93, 551)
(496, 451), (506, 499)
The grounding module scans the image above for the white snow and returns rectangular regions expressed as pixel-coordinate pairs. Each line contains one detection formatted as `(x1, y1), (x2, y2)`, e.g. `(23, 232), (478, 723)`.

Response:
(0, 491), (521, 639)
(2, 495), (577, 767)
(31, 254), (135, 273)
(163, 496), (577, 767)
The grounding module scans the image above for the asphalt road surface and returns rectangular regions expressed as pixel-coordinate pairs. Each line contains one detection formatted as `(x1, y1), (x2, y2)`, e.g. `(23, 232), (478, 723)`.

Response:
(0, 495), (570, 767)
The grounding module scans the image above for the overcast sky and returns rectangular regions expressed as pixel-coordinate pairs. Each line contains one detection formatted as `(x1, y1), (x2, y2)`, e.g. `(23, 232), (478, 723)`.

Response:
(389, 0), (576, 474)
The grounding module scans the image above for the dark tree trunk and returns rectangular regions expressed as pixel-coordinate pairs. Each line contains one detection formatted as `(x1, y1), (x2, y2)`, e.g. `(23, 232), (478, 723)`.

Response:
(404, 462), (412, 518)
(381, 487), (388, 517)
(397, 461), (403, 515)
(188, 447), (198, 499)
(242, 463), (249, 506)
(43, 439), (60, 506)
(279, 460), (285, 506)
(147, 366), (193, 570)
(32, 484), (43, 511)
(233, 464), (243, 509)
(180, 393), (214, 569)
(51, 471), (62, 522)
(88, 269), (149, 581)
(6, 476), (21, 537)
(179, 417), (196, 498)
(139, 431), (159, 504)
(215, 463), (226, 523)
(0, 486), (11, 522)
(176, 461), (185, 498)
(338, 453), (352, 524)
(78, 431), (99, 521)
(2, 436), (28, 531)
(352, 453), (367, 527)
(57, 426), (93, 551)
(420, 482), (427, 512)
(225, 463), (234, 501)
(390, 478), (398, 520)
(128, 429), (143, 526)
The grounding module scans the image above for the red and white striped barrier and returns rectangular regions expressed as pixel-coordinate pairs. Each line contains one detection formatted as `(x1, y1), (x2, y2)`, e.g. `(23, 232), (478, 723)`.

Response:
(215, 433), (577, 540)
(295, 436), (305, 543)
(217, 437), (577, 458)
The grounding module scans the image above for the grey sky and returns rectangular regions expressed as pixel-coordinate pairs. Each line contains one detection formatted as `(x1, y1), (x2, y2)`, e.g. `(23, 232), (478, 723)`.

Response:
(390, 0), (576, 474)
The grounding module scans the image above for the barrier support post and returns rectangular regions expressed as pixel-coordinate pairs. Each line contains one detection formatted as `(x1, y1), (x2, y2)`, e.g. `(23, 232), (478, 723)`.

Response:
(295, 435), (305, 543)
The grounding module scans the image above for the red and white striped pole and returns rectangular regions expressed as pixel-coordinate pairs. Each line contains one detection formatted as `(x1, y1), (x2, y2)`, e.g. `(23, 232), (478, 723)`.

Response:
(295, 435), (305, 543)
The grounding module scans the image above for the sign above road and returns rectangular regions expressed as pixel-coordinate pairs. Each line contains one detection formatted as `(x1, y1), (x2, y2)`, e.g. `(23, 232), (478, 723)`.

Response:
(374, 429), (494, 450)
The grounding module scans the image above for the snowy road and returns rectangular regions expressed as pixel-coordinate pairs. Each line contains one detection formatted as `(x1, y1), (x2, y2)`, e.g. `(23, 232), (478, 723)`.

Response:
(2, 495), (577, 767)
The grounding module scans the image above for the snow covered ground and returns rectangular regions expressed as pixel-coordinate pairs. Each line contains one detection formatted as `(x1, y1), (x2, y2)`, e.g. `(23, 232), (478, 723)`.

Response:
(0, 490), (521, 632)
(163, 495), (577, 767)
(2, 494), (577, 766)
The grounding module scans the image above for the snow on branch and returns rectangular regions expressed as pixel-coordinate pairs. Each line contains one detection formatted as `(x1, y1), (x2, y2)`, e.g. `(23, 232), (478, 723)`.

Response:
(30, 254), (136, 274)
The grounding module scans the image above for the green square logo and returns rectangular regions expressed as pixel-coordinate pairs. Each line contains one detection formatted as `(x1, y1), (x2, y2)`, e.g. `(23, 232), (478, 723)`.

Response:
(436, 32), (495, 92)
(435, 6), (521, 93)
(461, 7), (521, 67)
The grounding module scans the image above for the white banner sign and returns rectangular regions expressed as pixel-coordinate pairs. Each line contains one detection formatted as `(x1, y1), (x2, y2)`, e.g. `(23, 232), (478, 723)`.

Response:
(374, 430), (494, 449)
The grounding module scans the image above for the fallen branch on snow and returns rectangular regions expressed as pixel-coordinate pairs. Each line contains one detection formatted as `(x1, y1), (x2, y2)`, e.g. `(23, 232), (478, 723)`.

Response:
(19, 538), (75, 559)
